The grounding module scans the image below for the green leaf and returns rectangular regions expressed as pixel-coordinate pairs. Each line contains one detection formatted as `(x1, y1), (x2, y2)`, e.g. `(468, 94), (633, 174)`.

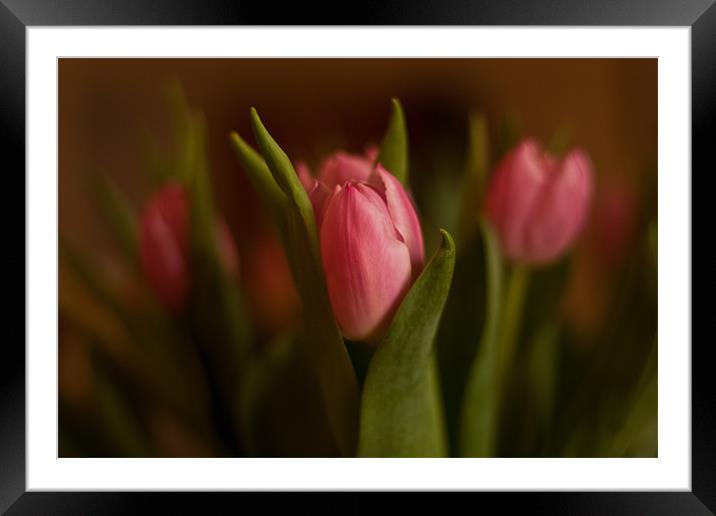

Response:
(229, 131), (288, 242)
(358, 230), (456, 457)
(376, 98), (409, 186)
(248, 109), (359, 456)
(457, 112), (490, 242)
(229, 131), (287, 212)
(165, 81), (196, 184)
(186, 112), (217, 256)
(459, 221), (503, 456)
(249, 108), (320, 255)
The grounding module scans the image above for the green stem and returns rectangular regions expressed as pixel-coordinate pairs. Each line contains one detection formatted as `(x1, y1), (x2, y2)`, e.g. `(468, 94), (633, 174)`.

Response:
(497, 264), (530, 378)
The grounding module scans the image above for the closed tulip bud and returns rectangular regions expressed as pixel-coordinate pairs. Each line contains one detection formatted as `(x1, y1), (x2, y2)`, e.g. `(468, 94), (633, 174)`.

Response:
(485, 139), (594, 265)
(140, 182), (239, 312)
(308, 155), (424, 342)
(296, 146), (378, 230)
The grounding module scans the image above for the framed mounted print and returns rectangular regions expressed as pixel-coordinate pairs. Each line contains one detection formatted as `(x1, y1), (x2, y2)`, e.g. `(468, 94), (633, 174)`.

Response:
(3, 0), (711, 513)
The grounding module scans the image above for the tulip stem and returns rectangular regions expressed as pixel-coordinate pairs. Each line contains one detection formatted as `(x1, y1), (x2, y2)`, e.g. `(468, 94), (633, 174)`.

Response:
(497, 264), (530, 382)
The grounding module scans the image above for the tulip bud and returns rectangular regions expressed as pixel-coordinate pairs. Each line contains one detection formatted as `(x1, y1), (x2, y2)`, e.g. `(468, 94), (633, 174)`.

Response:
(307, 155), (424, 342)
(140, 182), (239, 312)
(485, 139), (593, 264)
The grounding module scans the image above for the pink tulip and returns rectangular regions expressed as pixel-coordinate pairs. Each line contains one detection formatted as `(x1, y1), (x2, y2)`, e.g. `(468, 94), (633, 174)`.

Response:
(140, 182), (239, 312)
(299, 149), (424, 342)
(485, 139), (594, 265)
(297, 146), (378, 229)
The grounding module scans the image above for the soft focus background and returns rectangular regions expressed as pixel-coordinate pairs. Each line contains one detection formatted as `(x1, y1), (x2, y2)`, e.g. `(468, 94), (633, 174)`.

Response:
(59, 59), (657, 457)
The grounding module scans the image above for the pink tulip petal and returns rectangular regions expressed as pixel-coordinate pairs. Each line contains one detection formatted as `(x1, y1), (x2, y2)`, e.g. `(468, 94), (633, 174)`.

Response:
(295, 161), (331, 227)
(485, 139), (547, 261)
(371, 164), (425, 272)
(307, 180), (331, 229)
(318, 151), (374, 189)
(364, 144), (379, 163)
(320, 182), (412, 342)
(296, 161), (315, 192)
(524, 149), (594, 263)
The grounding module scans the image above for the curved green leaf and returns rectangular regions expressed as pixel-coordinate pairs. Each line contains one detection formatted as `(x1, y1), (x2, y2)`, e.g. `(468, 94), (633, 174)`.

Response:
(459, 221), (503, 457)
(376, 98), (409, 186)
(358, 230), (456, 457)
(247, 109), (359, 456)
(229, 131), (287, 216)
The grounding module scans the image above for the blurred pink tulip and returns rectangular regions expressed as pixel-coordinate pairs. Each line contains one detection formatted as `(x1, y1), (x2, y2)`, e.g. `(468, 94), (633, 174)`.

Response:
(485, 139), (594, 264)
(139, 182), (239, 312)
(299, 149), (424, 342)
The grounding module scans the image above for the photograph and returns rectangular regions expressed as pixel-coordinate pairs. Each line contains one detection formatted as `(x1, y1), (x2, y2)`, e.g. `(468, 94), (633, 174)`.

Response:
(57, 58), (658, 459)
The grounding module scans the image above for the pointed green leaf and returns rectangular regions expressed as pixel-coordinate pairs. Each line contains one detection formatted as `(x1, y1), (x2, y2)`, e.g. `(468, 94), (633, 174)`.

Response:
(358, 230), (456, 457)
(249, 108), (320, 254)
(459, 221), (503, 456)
(186, 111), (217, 256)
(229, 131), (288, 221)
(248, 109), (359, 456)
(376, 98), (409, 186)
(165, 81), (196, 184)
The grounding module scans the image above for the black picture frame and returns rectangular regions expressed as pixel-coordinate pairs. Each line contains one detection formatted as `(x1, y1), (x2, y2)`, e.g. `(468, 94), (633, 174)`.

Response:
(2, 1), (711, 513)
